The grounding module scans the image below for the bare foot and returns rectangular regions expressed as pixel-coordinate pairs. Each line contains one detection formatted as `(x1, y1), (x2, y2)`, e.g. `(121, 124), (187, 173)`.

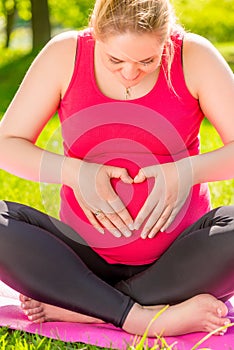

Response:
(19, 294), (104, 324)
(123, 294), (231, 337)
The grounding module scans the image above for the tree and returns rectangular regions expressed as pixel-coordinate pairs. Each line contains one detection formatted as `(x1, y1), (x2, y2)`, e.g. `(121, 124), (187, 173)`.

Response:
(30, 0), (51, 50)
(0, 0), (51, 50)
(2, 0), (17, 48)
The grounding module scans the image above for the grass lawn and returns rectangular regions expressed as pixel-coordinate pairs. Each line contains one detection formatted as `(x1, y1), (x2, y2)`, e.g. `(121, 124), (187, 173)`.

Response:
(0, 42), (234, 349)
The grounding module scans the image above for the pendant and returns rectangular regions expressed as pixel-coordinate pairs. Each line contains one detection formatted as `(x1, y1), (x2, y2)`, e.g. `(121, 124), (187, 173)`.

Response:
(125, 87), (131, 100)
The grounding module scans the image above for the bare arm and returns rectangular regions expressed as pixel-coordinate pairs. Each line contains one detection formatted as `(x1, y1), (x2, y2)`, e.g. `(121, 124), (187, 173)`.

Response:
(0, 31), (79, 186)
(182, 33), (234, 184)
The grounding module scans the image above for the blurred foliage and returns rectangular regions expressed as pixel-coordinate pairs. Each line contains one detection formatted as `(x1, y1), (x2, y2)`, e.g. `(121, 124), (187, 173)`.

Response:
(11, 0), (95, 28)
(16, 0), (31, 21)
(0, 0), (95, 30)
(1, 0), (234, 45)
(215, 42), (234, 72)
(172, 0), (234, 42)
(2, 0), (14, 12)
(49, 0), (95, 30)
(0, 48), (35, 114)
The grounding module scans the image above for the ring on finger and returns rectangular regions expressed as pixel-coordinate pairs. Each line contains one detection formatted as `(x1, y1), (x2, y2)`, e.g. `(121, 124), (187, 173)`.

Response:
(94, 209), (103, 217)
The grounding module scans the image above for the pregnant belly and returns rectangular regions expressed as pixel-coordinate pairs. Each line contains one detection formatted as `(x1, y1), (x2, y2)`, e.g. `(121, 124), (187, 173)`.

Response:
(60, 155), (211, 264)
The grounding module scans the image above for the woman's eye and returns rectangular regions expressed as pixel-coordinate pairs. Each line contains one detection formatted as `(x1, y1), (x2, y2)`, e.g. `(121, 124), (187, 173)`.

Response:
(109, 58), (123, 64)
(141, 59), (154, 66)
(108, 57), (155, 65)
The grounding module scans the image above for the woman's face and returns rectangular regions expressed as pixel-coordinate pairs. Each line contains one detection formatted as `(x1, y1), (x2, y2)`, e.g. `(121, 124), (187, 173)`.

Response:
(96, 32), (165, 88)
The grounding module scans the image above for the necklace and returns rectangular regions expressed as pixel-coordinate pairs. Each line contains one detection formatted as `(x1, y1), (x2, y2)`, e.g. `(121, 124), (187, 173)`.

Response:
(125, 87), (131, 100)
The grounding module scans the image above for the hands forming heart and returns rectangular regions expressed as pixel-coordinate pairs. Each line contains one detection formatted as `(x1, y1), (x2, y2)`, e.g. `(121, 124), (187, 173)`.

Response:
(73, 159), (193, 239)
(133, 159), (193, 238)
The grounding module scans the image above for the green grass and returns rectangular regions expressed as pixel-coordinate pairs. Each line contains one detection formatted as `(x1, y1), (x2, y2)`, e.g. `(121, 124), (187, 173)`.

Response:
(0, 42), (234, 349)
(200, 118), (234, 207)
(0, 49), (37, 116)
(0, 327), (109, 349)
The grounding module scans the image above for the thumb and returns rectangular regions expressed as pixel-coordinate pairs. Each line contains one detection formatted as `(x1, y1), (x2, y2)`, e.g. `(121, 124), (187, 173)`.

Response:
(134, 169), (147, 183)
(109, 167), (133, 183)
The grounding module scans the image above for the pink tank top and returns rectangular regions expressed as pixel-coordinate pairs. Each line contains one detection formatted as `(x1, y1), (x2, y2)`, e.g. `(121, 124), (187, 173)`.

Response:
(58, 29), (211, 265)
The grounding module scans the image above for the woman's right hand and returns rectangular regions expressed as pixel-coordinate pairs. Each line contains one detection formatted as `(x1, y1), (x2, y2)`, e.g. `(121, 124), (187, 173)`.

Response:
(69, 160), (134, 238)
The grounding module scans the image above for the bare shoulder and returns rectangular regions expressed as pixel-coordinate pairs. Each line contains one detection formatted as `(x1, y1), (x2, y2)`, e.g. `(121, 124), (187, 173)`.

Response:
(48, 30), (78, 50)
(183, 32), (213, 50)
(33, 30), (81, 97)
(183, 32), (227, 63)
(182, 33), (232, 98)
(33, 30), (79, 65)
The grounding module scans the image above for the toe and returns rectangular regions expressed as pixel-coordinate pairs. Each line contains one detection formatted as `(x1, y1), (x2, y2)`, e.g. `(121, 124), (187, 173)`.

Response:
(216, 300), (228, 317)
(23, 300), (41, 309)
(205, 322), (229, 336)
(19, 294), (31, 303)
(205, 315), (231, 335)
(209, 314), (230, 327)
(24, 305), (44, 316)
(28, 311), (46, 323)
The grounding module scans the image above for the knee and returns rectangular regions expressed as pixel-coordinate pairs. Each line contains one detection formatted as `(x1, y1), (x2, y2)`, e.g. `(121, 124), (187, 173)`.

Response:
(0, 200), (8, 212)
(0, 201), (22, 225)
(0, 201), (9, 223)
(213, 206), (234, 230)
(214, 205), (234, 218)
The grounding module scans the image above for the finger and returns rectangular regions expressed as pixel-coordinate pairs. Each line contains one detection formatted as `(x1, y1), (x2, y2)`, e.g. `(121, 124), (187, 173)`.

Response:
(139, 200), (163, 238)
(109, 167), (133, 184)
(104, 210), (132, 237)
(108, 196), (134, 232)
(160, 199), (187, 232)
(134, 165), (160, 183)
(105, 180), (134, 232)
(133, 169), (147, 183)
(94, 212), (122, 238)
(79, 202), (105, 234)
(134, 202), (155, 231)
(134, 188), (161, 230)
(115, 207), (135, 232)
(80, 194), (131, 237)
(148, 206), (173, 238)
(97, 201), (132, 237)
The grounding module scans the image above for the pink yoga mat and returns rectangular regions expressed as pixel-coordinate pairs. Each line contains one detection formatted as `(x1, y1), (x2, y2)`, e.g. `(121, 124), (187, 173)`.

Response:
(0, 281), (233, 349)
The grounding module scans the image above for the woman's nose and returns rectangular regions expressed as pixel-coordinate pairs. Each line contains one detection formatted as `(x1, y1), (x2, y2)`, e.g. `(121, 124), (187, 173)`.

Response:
(121, 63), (139, 80)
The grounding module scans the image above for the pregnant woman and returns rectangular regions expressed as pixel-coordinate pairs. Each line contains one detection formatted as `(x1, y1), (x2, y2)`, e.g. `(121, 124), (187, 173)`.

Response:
(0, 0), (234, 337)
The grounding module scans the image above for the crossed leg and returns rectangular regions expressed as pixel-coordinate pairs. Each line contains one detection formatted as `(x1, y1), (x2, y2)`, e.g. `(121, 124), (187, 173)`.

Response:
(0, 202), (233, 336)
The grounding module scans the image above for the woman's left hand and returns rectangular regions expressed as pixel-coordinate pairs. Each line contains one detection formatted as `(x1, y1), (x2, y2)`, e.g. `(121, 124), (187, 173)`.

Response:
(133, 160), (193, 238)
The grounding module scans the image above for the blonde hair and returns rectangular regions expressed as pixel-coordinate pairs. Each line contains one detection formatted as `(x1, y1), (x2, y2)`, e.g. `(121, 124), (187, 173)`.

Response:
(90, 0), (174, 40)
(90, 0), (183, 91)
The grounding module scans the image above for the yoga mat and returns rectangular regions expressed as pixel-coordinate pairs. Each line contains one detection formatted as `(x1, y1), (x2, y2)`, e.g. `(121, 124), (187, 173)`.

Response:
(0, 281), (233, 349)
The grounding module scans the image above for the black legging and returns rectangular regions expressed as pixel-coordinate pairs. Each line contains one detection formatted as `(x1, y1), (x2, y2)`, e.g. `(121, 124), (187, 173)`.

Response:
(0, 200), (234, 328)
